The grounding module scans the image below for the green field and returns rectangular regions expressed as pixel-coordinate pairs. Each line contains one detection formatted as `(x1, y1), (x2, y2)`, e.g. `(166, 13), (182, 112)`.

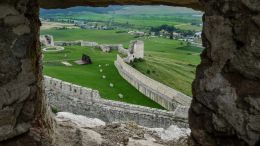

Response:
(132, 38), (202, 96)
(41, 6), (203, 31)
(42, 28), (202, 98)
(41, 29), (135, 47)
(43, 46), (164, 109)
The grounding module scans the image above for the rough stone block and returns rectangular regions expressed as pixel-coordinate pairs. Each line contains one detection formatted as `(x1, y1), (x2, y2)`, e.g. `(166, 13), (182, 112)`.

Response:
(0, 5), (19, 18)
(13, 25), (30, 36)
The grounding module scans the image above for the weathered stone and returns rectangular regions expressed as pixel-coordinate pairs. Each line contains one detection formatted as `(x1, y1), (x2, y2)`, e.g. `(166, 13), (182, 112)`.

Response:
(252, 15), (260, 28)
(0, 0), (53, 145)
(45, 76), (189, 129)
(12, 34), (32, 58)
(0, 5), (19, 18)
(115, 55), (191, 110)
(16, 0), (29, 13)
(189, 1), (260, 146)
(4, 15), (28, 26)
(13, 25), (30, 35)
(241, 0), (260, 12)
(0, 0), (259, 146)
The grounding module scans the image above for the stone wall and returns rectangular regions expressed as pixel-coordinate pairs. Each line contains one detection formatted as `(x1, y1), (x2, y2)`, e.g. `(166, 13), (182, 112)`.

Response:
(95, 44), (123, 52)
(0, 1), (53, 145)
(115, 55), (192, 111)
(189, 1), (260, 146)
(44, 76), (189, 129)
(40, 35), (54, 46)
(54, 40), (98, 47)
(124, 40), (144, 63)
(1, 0), (258, 145)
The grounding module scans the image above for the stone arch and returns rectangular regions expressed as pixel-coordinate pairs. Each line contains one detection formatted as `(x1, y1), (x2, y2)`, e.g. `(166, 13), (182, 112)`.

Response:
(0, 0), (259, 146)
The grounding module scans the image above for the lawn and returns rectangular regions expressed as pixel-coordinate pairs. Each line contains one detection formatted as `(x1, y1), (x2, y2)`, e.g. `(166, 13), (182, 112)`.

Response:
(134, 38), (202, 96)
(41, 29), (135, 47)
(43, 46), (164, 109)
(41, 28), (202, 102)
(41, 6), (202, 31)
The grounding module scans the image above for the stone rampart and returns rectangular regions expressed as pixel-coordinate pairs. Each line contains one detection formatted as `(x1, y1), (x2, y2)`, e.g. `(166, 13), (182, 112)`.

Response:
(44, 76), (189, 128)
(54, 40), (98, 47)
(114, 55), (192, 111)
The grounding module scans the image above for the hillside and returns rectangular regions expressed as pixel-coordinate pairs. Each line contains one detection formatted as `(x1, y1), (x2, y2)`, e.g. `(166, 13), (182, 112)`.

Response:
(40, 5), (203, 31)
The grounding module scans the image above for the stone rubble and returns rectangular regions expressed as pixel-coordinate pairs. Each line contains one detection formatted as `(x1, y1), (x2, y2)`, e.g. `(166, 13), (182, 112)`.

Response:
(54, 112), (190, 146)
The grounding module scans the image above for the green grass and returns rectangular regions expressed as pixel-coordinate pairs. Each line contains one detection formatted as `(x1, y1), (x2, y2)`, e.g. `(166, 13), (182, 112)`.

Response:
(175, 23), (202, 31)
(41, 6), (202, 31)
(42, 28), (202, 101)
(43, 46), (164, 109)
(132, 38), (202, 96)
(50, 12), (201, 30)
(41, 29), (135, 47)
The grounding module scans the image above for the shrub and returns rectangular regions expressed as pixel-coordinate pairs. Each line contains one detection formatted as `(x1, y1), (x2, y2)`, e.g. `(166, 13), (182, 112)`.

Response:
(134, 58), (144, 63)
(51, 106), (59, 114)
(116, 30), (127, 33)
(146, 70), (151, 74)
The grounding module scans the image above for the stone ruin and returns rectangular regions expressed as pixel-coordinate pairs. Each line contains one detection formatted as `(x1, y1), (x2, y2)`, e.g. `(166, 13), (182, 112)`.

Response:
(96, 44), (123, 52)
(40, 34), (54, 46)
(55, 40), (98, 47)
(123, 40), (144, 63)
(1, 0), (260, 146)
(74, 54), (92, 65)
(95, 41), (144, 63)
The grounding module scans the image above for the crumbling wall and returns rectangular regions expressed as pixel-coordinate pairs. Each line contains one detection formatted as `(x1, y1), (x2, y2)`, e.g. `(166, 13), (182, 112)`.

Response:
(40, 35), (54, 46)
(0, 0), (53, 145)
(1, 0), (259, 145)
(189, 1), (260, 146)
(44, 76), (189, 129)
(124, 40), (144, 63)
(115, 55), (192, 111)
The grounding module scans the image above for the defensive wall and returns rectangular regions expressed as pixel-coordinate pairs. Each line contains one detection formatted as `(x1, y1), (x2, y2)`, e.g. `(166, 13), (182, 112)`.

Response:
(44, 76), (189, 128)
(114, 55), (192, 111)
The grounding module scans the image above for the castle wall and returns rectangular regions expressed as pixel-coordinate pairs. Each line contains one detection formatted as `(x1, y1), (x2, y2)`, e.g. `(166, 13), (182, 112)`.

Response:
(54, 40), (98, 47)
(114, 55), (191, 111)
(44, 76), (189, 129)
(132, 40), (144, 59)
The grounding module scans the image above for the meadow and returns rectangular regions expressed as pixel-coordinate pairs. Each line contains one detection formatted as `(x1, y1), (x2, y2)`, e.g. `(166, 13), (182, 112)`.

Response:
(132, 38), (202, 96)
(43, 46), (164, 109)
(41, 28), (202, 98)
(41, 29), (135, 47)
(41, 6), (203, 31)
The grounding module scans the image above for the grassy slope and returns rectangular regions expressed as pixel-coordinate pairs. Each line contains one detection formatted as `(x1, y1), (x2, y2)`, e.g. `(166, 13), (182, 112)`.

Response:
(41, 28), (202, 96)
(41, 29), (134, 47)
(135, 38), (202, 96)
(43, 46), (164, 109)
(42, 6), (202, 31)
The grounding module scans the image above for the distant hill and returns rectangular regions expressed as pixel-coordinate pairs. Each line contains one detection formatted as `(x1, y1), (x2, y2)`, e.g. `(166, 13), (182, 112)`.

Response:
(40, 5), (202, 16)
(40, 6), (125, 16)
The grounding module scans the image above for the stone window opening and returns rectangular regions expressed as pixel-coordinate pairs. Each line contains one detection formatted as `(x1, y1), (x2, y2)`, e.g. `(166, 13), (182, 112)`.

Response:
(0, 1), (259, 146)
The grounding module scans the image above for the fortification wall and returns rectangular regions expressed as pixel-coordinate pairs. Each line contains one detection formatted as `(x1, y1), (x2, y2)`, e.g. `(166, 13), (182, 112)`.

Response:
(54, 40), (98, 47)
(44, 76), (189, 128)
(114, 55), (192, 111)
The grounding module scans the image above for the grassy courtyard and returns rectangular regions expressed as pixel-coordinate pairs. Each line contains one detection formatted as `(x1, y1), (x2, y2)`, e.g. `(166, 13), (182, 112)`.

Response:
(42, 28), (202, 108)
(41, 29), (135, 47)
(43, 46), (164, 109)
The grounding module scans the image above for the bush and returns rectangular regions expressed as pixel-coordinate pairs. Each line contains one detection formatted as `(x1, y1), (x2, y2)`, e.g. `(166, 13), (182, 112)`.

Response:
(116, 30), (127, 33)
(134, 58), (144, 63)
(51, 107), (59, 114)
(146, 70), (151, 74)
